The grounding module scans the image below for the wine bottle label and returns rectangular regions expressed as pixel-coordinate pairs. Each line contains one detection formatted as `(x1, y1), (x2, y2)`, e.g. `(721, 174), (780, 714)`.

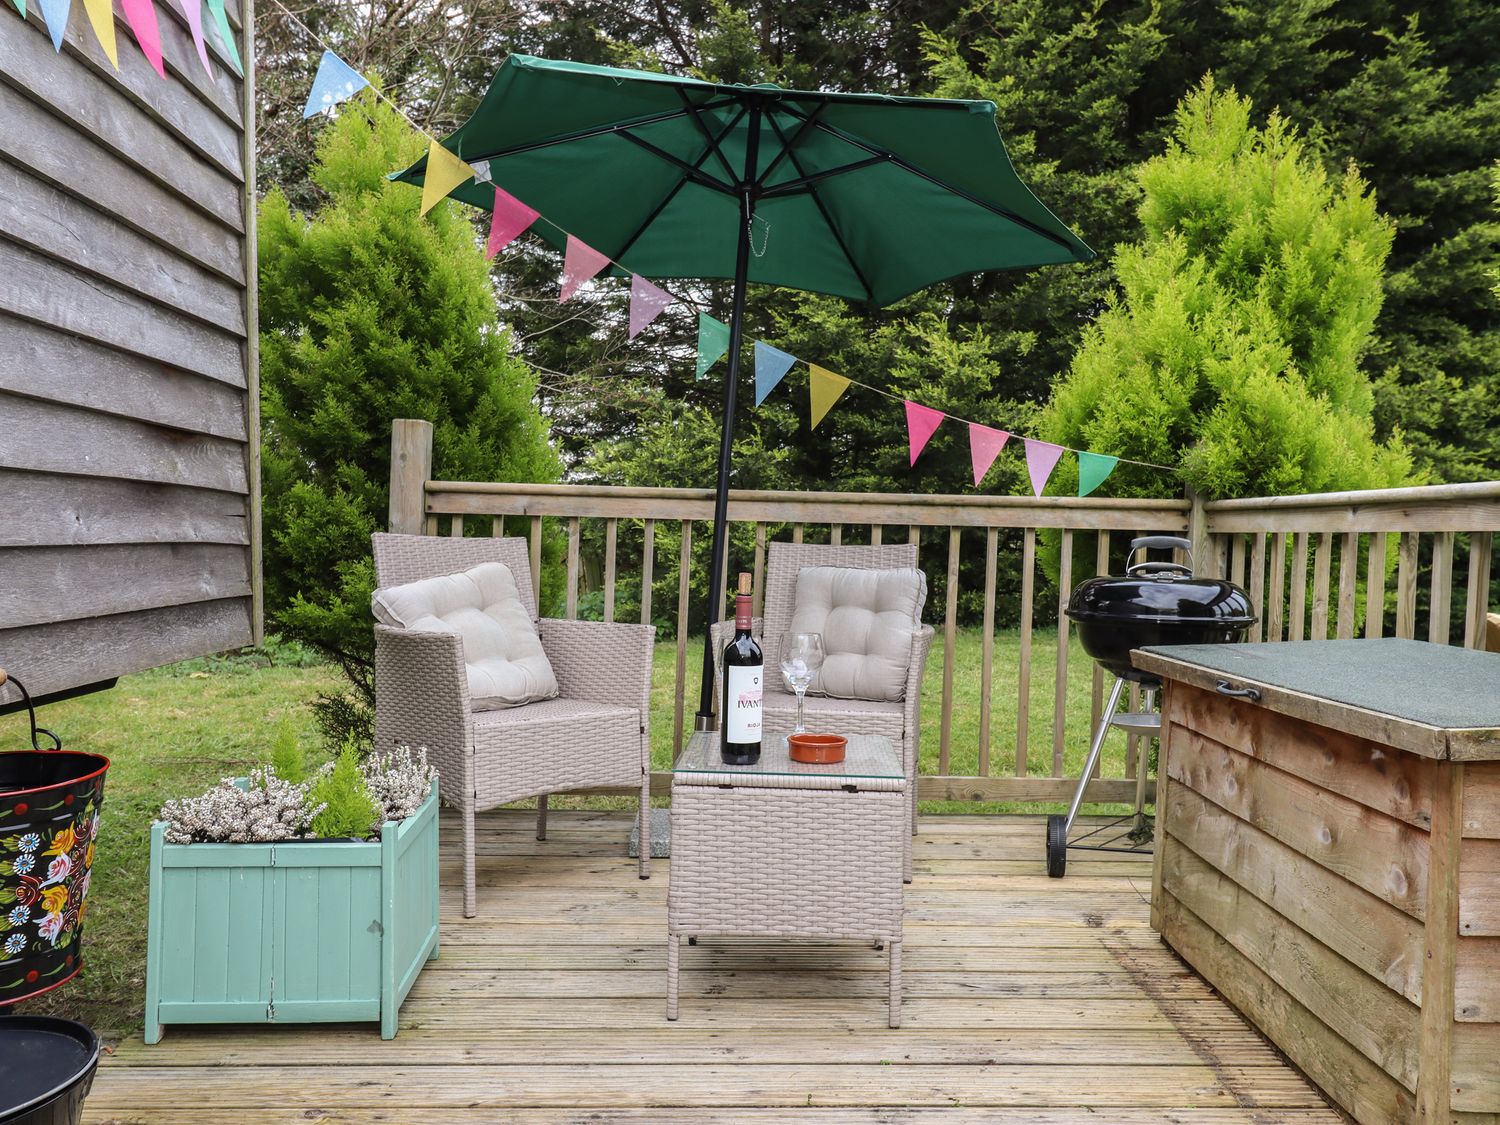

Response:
(724, 664), (762, 742)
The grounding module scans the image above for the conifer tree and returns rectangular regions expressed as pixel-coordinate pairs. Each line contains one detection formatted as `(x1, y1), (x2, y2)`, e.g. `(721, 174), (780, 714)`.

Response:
(259, 93), (560, 741)
(1044, 78), (1411, 499)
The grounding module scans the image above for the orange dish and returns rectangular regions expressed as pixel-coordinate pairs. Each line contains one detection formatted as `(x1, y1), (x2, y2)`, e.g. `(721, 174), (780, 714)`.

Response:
(787, 733), (847, 764)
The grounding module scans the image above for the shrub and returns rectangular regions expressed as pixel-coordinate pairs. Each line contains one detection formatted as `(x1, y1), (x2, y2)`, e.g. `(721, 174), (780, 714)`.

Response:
(309, 740), (382, 841)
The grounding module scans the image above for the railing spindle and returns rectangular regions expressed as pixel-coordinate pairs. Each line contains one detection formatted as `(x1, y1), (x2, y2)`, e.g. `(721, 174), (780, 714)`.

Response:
(792, 523), (804, 544)
(938, 527), (960, 775)
(1248, 532), (1266, 642)
(1090, 531), (1109, 735)
(672, 521), (692, 754)
(1365, 530), (1387, 639)
(565, 517), (580, 619)
(978, 526), (997, 777)
(1311, 531), (1332, 640)
(1396, 532), (1419, 639)
(424, 514), (438, 536)
(640, 519), (655, 626)
(1464, 532), (1493, 649)
(1336, 531), (1358, 639)
(491, 516), (504, 537)
(1231, 533), (1247, 590)
(603, 517), (618, 623)
(1429, 530), (1455, 645)
(830, 523), (842, 546)
(752, 523), (766, 620)
(870, 525), (882, 545)
(909, 526), (920, 566)
(448, 515), (464, 537)
(528, 515), (543, 608)
(1289, 532), (1309, 641)
(1267, 532), (1287, 642)
(1053, 528), (1073, 777)
(1016, 528), (1035, 778)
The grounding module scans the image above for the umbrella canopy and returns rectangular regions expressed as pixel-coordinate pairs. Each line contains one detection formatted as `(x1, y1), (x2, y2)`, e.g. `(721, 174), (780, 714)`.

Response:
(395, 54), (1092, 305)
(395, 54), (1093, 730)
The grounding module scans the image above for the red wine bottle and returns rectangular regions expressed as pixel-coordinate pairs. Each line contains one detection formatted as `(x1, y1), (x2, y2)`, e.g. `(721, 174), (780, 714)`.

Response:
(720, 572), (763, 764)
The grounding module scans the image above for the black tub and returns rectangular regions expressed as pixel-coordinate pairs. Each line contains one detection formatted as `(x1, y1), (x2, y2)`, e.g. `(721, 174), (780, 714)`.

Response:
(0, 1016), (100, 1125)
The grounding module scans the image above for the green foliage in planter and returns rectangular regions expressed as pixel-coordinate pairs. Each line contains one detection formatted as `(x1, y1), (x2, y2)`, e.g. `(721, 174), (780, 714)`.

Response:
(258, 91), (562, 748)
(309, 741), (381, 841)
(269, 723), (309, 784)
(1044, 77), (1412, 502)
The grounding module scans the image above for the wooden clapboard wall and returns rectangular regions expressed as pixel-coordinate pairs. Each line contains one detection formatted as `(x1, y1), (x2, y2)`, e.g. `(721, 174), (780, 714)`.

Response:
(0, 0), (260, 701)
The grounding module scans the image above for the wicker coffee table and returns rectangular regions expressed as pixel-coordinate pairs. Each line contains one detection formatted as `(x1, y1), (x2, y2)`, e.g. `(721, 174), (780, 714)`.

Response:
(667, 731), (906, 1027)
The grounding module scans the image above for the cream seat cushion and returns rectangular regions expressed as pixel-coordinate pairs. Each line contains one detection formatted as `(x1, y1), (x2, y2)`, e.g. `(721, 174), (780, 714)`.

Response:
(371, 562), (559, 711)
(789, 566), (926, 702)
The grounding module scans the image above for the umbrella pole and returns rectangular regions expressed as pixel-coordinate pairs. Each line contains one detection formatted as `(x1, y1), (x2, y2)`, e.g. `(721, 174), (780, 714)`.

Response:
(695, 184), (757, 731)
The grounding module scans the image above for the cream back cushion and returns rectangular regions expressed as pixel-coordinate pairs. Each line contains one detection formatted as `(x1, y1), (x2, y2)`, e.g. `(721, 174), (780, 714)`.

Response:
(789, 566), (926, 701)
(372, 562), (559, 711)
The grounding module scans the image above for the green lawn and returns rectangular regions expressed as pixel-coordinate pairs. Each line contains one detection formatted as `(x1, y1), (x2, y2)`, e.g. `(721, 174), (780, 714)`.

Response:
(11, 628), (1141, 1034)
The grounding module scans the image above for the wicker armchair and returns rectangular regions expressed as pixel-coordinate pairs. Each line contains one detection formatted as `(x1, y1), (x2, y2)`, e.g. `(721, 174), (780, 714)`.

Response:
(372, 533), (654, 917)
(711, 542), (934, 881)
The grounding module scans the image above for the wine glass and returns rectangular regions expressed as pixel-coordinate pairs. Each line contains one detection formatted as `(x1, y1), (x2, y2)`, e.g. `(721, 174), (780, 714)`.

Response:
(778, 632), (825, 746)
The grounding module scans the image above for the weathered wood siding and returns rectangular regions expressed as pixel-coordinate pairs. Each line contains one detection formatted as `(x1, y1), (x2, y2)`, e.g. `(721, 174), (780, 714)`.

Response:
(0, 0), (260, 700)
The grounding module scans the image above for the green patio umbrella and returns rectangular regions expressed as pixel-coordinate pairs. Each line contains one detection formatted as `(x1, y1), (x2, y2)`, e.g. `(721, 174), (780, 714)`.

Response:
(395, 54), (1094, 728)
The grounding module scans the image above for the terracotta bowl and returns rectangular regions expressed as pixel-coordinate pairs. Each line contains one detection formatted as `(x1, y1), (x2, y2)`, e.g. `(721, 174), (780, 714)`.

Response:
(788, 733), (847, 764)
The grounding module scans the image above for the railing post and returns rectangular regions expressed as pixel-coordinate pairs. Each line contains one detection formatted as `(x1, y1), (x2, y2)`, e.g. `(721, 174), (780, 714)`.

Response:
(1186, 484), (1210, 574)
(389, 419), (434, 534)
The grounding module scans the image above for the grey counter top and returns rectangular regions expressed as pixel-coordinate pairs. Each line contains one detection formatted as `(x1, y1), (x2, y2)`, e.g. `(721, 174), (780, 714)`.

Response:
(1133, 638), (1500, 760)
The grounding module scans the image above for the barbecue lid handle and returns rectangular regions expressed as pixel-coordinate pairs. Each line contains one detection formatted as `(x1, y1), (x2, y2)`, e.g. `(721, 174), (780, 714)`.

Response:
(1129, 535), (1192, 553)
(1127, 535), (1193, 576)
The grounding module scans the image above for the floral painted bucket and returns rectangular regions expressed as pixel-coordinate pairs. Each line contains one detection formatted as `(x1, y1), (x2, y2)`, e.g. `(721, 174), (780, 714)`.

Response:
(0, 670), (108, 1006)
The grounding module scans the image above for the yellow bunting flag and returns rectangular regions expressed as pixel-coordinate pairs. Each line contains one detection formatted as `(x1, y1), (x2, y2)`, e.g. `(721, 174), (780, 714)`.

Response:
(420, 140), (474, 216)
(808, 364), (851, 430)
(83, 0), (118, 67)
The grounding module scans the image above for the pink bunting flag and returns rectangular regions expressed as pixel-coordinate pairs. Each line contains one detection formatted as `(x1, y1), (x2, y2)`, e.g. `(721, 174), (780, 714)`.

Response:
(1024, 439), (1066, 498)
(559, 235), (610, 302)
(629, 275), (675, 338)
(179, 0), (213, 76)
(904, 401), (945, 466)
(486, 187), (539, 260)
(121, 0), (165, 77)
(968, 423), (1010, 486)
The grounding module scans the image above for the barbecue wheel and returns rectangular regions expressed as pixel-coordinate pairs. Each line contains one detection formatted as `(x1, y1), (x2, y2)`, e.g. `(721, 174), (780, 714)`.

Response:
(1046, 814), (1068, 878)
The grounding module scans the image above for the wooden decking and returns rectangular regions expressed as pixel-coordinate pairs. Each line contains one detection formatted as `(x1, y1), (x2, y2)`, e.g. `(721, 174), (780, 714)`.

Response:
(89, 810), (1341, 1124)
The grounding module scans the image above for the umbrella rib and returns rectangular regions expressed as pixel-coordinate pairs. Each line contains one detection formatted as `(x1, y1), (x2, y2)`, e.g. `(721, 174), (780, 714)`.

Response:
(758, 155), (888, 197)
(764, 112), (875, 302)
(463, 97), (741, 164)
(616, 132), (739, 196)
(778, 105), (1079, 254)
(677, 89), (744, 186)
(612, 106), (750, 264)
(754, 103), (827, 188)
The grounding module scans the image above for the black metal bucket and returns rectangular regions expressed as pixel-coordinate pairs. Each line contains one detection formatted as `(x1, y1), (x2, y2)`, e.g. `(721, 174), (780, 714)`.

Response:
(0, 671), (109, 1006)
(0, 1016), (100, 1125)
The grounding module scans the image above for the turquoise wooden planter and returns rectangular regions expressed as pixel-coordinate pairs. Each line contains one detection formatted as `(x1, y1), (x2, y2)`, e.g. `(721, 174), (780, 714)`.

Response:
(143, 783), (438, 1043)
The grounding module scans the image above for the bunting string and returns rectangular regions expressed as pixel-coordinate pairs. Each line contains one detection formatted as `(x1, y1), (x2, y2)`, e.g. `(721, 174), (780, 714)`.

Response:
(269, 0), (1179, 497)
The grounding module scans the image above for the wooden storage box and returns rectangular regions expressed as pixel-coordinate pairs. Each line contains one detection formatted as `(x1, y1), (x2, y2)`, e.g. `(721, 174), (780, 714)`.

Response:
(1138, 640), (1500, 1124)
(143, 783), (439, 1042)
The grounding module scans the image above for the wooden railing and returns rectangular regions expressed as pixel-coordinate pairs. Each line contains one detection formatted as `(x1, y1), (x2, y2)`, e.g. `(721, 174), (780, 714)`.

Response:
(388, 419), (1500, 806)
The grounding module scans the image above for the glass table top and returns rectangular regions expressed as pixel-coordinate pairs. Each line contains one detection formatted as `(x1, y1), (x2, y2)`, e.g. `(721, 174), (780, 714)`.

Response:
(674, 730), (903, 780)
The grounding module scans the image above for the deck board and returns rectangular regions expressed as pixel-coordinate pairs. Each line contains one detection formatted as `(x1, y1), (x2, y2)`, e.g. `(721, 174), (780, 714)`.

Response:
(91, 811), (1340, 1124)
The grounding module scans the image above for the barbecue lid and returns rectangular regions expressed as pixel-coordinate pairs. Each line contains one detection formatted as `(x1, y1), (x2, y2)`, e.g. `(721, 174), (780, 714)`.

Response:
(1065, 572), (1257, 625)
(1063, 535), (1257, 626)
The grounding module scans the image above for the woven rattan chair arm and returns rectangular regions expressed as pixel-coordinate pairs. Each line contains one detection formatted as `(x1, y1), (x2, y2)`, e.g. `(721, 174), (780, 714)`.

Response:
(373, 625), (472, 794)
(538, 618), (655, 726)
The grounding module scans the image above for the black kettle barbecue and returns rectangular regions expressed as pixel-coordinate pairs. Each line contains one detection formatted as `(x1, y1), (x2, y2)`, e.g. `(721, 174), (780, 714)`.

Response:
(1047, 536), (1255, 877)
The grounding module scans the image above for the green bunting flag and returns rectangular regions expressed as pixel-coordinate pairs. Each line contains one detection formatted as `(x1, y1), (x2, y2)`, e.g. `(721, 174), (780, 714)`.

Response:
(1077, 451), (1119, 497)
(695, 313), (730, 380)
